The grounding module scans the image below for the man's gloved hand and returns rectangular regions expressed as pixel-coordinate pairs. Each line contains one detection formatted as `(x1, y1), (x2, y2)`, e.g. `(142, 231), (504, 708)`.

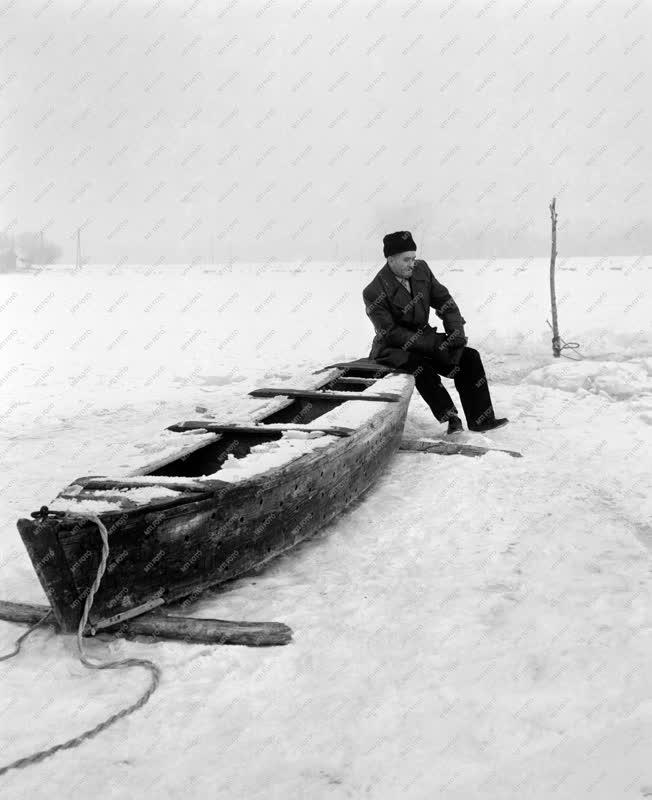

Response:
(443, 328), (467, 367)
(445, 328), (468, 349)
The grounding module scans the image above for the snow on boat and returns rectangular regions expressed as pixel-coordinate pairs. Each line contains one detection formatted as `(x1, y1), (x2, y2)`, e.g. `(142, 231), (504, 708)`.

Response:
(17, 360), (415, 633)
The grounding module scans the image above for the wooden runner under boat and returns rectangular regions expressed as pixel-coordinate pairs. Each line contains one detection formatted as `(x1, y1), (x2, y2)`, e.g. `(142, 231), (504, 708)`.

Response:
(16, 361), (415, 634)
(0, 600), (292, 646)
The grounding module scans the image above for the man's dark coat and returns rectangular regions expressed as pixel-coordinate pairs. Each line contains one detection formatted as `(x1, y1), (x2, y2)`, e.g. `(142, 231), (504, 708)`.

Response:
(362, 259), (467, 369)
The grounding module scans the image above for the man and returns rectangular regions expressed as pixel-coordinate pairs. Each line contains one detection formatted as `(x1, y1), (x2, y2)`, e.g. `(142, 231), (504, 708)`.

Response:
(362, 230), (508, 435)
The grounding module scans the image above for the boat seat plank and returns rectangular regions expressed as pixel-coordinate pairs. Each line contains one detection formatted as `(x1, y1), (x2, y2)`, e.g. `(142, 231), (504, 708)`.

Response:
(73, 477), (225, 493)
(315, 359), (395, 374)
(328, 376), (377, 386)
(166, 422), (356, 436)
(249, 388), (400, 402)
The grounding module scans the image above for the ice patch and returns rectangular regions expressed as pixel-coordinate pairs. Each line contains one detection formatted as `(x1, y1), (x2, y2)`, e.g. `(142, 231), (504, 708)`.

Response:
(526, 359), (652, 401)
(196, 374), (247, 387)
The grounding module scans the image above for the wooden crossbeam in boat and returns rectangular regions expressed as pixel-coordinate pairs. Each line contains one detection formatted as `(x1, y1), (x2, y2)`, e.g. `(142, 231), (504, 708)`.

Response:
(0, 600), (292, 647)
(166, 421), (356, 436)
(53, 490), (219, 514)
(399, 437), (522, 458)
(328, 376), (377, 386)
(74, 476), (213, 493)
(315, 360), (395, 374)
(55, 478), (229, 512)
(249, 387), (400, 402)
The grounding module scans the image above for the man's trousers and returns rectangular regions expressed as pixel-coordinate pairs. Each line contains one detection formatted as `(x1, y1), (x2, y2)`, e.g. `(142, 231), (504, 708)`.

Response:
(402, 348), (497, 428)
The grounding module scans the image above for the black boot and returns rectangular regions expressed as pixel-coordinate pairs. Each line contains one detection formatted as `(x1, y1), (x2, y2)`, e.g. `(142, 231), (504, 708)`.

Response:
(468, 417), (509, 433)
(446, 414), (463, 435)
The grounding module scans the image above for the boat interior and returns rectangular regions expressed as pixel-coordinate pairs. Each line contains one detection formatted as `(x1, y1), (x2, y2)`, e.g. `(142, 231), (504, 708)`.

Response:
(146, 367), (391, 479)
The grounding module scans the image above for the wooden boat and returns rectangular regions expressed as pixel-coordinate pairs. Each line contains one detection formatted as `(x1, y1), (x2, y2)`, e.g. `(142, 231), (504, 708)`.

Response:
(17, 359), (415, 634)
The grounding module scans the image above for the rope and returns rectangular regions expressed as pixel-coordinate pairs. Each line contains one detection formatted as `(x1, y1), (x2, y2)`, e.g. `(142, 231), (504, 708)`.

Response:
(0, 609), (52, 663)
(546, 319), (583, 361)
(0, 512), (161, 777)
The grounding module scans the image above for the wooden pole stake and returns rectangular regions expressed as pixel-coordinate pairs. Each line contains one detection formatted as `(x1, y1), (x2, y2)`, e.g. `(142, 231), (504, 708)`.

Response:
(549, 198), (561, 358)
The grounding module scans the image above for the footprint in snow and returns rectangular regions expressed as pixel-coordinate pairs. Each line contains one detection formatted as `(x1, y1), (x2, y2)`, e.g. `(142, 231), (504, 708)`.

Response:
(198, 374), (247, 386)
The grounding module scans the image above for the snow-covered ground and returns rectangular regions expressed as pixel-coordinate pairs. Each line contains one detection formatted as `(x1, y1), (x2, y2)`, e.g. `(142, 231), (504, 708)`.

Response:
(1, 256), (652, 799)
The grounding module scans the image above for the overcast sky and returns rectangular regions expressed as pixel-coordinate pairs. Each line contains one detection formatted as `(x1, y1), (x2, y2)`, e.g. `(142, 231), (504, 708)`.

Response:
(1, 0), (651, 264)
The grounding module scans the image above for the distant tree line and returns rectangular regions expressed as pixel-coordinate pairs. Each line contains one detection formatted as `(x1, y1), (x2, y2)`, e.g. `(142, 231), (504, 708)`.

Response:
(0, 230), (62, 270)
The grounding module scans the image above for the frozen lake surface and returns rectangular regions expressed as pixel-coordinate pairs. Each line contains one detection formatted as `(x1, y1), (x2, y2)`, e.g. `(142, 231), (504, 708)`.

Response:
(1, 256), (652, 798)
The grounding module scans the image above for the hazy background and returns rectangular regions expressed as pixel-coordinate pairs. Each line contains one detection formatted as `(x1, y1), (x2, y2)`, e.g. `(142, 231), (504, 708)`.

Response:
(1, 0), (650, 264)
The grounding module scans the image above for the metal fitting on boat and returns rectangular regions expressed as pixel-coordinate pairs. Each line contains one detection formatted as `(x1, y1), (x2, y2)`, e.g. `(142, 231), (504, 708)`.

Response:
(30, 505), (66, 520)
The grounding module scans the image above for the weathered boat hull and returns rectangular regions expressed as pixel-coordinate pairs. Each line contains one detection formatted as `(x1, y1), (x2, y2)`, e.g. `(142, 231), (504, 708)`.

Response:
(17, 366), (414, 632)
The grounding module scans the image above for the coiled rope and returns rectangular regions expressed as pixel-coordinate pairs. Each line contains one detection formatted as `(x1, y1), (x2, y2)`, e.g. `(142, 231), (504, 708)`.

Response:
(546, 319), (583, 361)
(0, 512), (161, 777)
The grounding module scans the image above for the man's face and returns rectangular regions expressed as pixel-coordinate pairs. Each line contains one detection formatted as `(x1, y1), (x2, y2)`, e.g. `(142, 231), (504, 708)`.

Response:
(388, 251), (417, 279)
